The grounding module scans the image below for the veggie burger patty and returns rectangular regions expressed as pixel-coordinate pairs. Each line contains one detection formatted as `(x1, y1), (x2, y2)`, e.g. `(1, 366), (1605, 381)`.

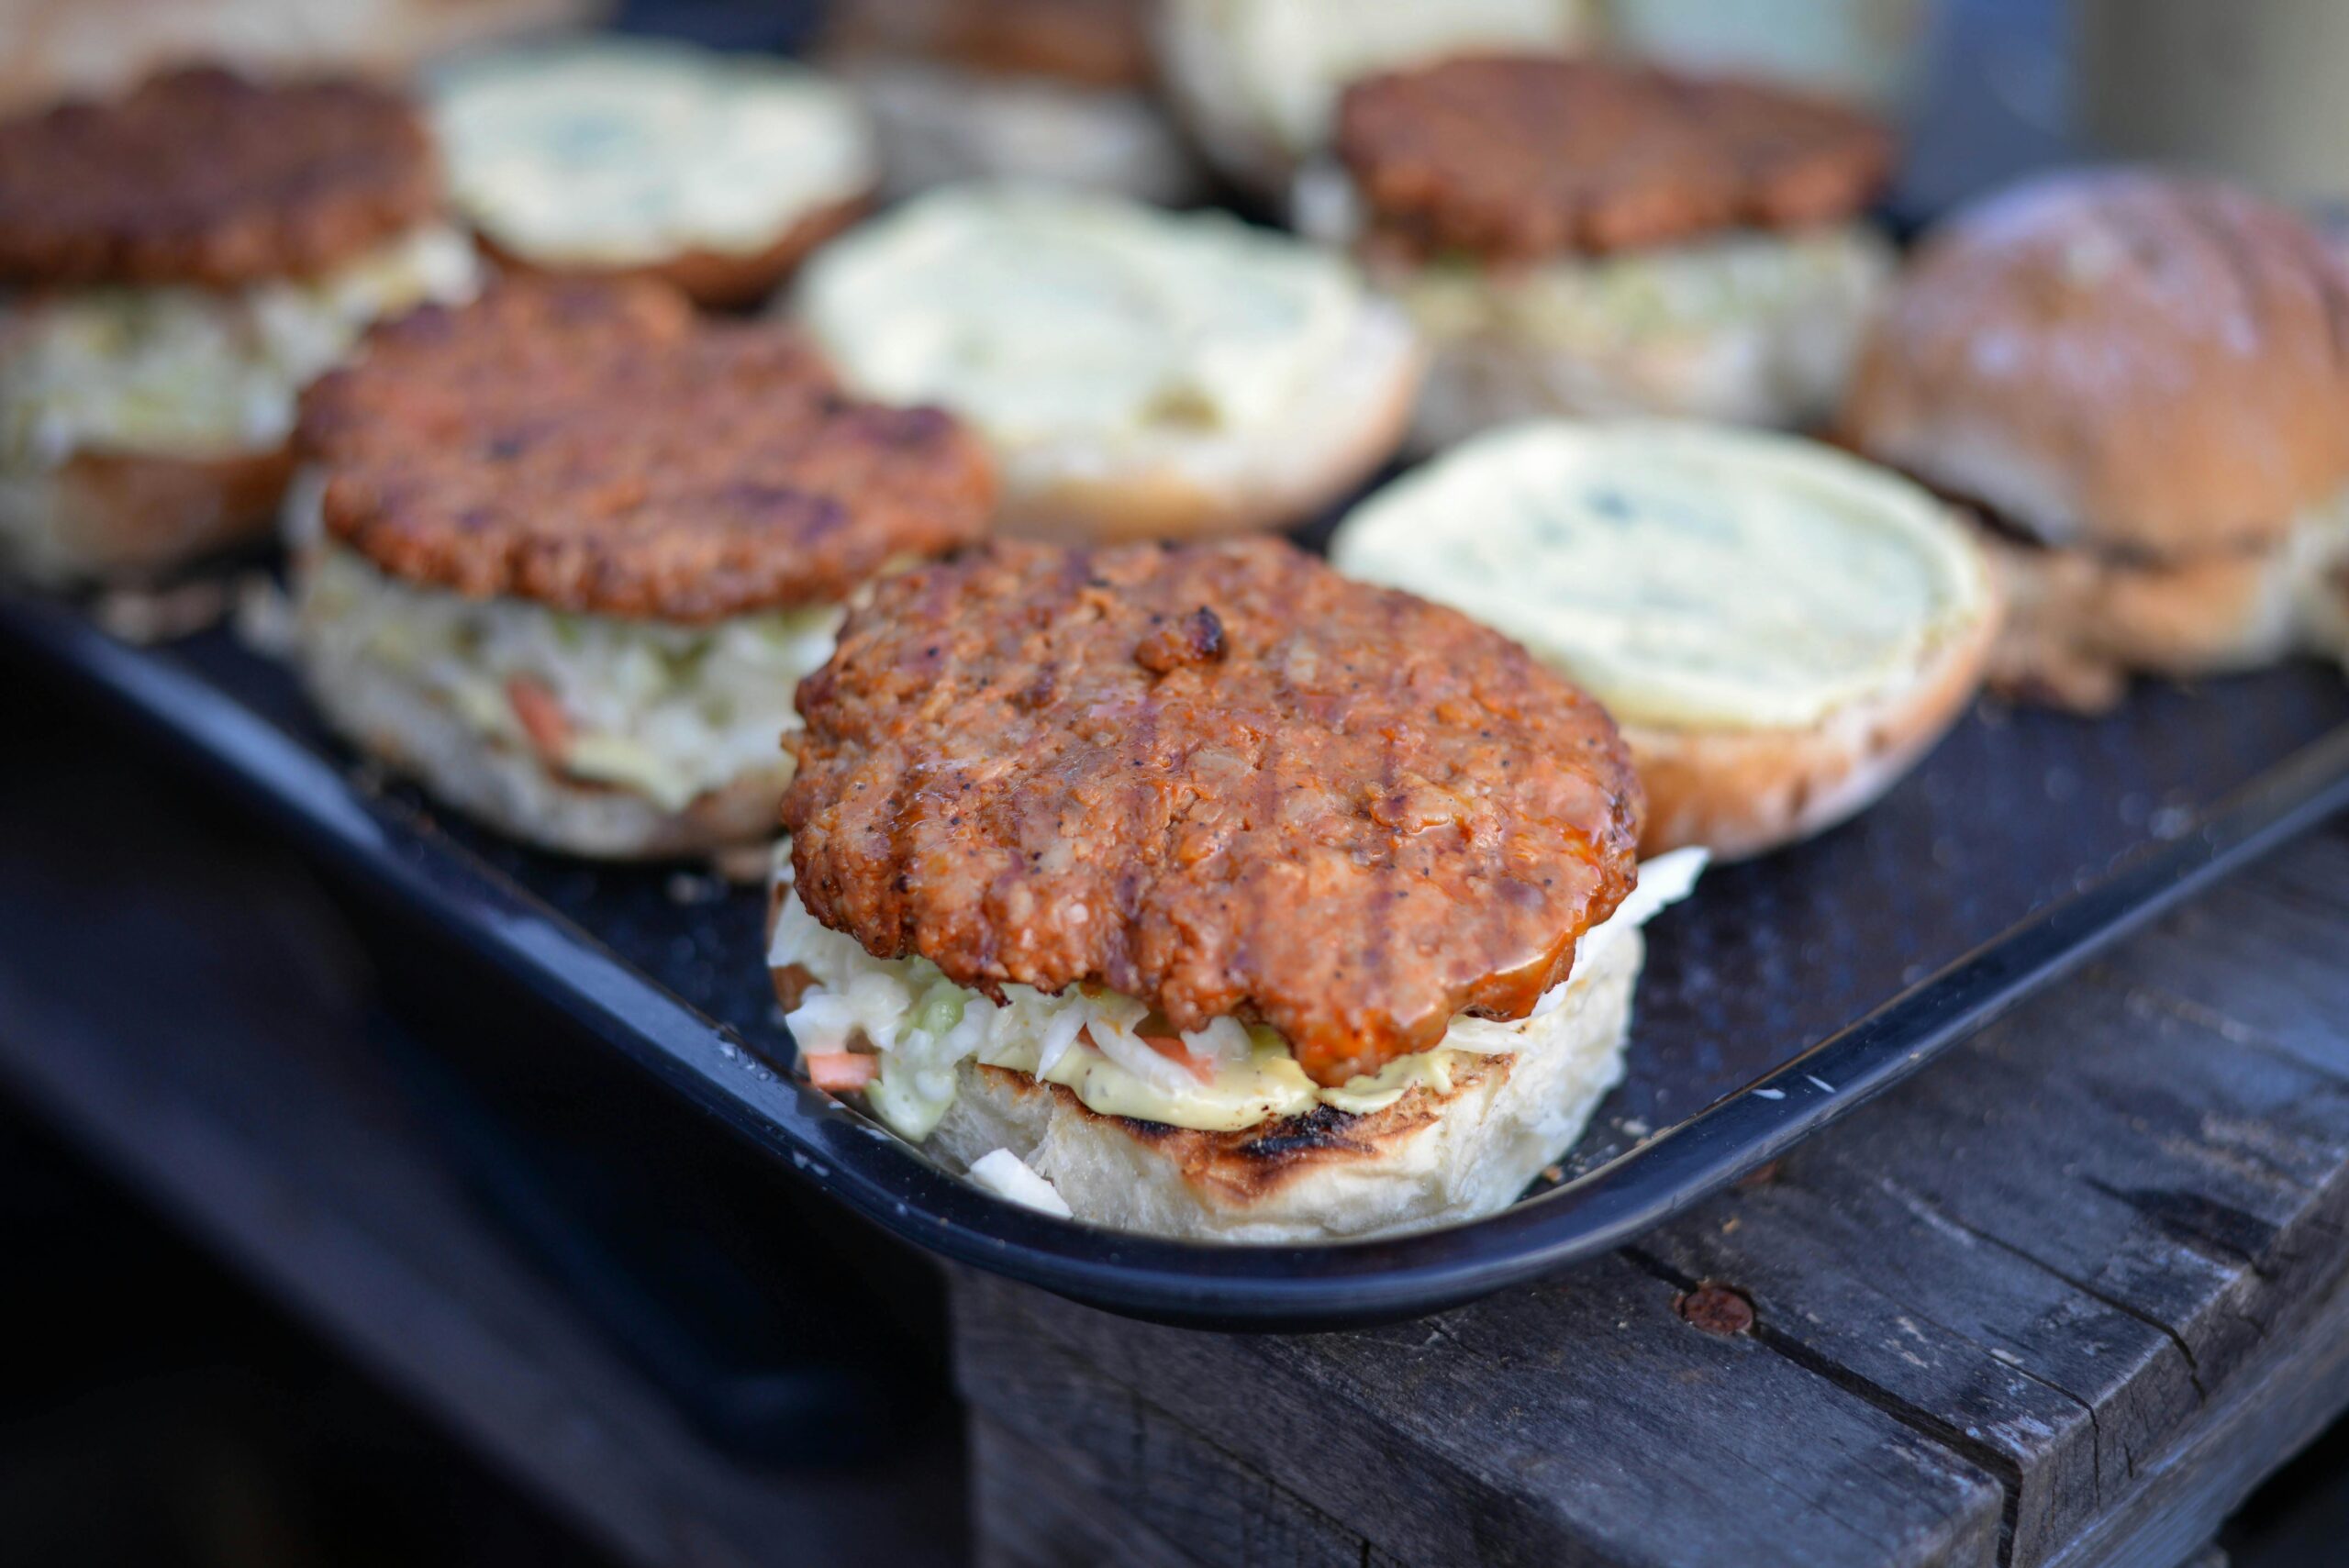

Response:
(285, 278), (994, 858)
(1337, 53), (1892, 264)
(0, 66), (440, 288)
(782, 536), (1644, 1088)
(300, 279), (992, 618)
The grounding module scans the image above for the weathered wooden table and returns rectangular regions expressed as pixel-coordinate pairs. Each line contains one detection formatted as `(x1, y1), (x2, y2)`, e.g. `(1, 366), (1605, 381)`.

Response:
(6, 695), (2348, 1568)
(952, 818), (2349, 1568)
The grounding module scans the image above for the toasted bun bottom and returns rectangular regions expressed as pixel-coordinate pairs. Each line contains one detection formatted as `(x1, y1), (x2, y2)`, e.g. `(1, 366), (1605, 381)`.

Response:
(0, 444), (292, 584)
(477, 191), (874, 311)
(1397, 250), (1890, 454)
(296, 642), (788, 860)
(841, 58), (1204, 206)
(1978, 529), (2316, 714)
(924, 929), (1642, 1242)
(1628, 593), (1999, 860)
(991, 305), (1422, 544)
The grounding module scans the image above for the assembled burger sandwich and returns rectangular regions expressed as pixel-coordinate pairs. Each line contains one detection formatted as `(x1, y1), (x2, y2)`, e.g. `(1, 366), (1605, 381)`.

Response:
(1312, 53), (1896, 450)
(770, 537), (1697, 1240)
(0, 66), (478, 582)
(285, 280), (993, 860)
(1840, 171), (2349, 710)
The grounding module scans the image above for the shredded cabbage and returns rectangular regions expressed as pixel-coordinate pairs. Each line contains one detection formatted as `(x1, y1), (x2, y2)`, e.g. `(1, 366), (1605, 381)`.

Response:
(1398, 224), (1891, 351)
(292, 528), (840, 812)
(2, 224), (480, 469)
(770, 848), (1706, 1138)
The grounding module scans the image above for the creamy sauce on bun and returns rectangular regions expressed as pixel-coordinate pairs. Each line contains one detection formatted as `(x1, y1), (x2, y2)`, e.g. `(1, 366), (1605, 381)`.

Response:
(1333, 420), (1991, 730)
(430, 39), (876, 267)
(796, 183), (1374, 453)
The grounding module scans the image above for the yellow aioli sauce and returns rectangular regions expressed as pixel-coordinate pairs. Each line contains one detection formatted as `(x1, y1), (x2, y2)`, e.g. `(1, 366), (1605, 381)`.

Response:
(1331, 420), (1990, 731)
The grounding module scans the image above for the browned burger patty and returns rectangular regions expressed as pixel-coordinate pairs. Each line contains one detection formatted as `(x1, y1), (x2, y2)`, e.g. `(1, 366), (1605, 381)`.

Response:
(829, 0), (1152, 87)
(0, 66), (440, 288)
(782, 537), (1644, 1088)
(297, 279), (996, 620)
(1336, 55), (1893, 264)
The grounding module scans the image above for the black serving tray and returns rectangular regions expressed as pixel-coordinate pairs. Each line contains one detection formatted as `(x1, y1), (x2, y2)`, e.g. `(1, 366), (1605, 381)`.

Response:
(7, 584), (2349, 1330)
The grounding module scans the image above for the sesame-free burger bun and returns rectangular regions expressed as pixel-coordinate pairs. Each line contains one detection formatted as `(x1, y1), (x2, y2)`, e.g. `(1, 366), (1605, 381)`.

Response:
(474, 194), (872, 313)
(794, 184), (1420, 544)
(1332, 422), (1998, 860)
(1841, 172), (2349, 559)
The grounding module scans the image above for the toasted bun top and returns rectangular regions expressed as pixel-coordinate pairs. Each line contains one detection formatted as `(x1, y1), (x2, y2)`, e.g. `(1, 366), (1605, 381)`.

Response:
(298, 280), (994, 620)
(781, 537), (1642, 1087)
(429, 39), (876, 270)
(0, 66), (440, 288)
(1841, 171), (2349, 555)
(1330, 421), (1992, 732)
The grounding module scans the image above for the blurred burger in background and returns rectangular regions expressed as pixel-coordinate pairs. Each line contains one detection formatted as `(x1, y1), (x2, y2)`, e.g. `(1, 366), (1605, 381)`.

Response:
(1154, 0), (1592, 201)
(1307, 51), (1897, 451)
(0, 65), (479, 583)
(1840, 170), (2349, 710)
(0, 0), (598, 113)
(428, 35), (878, 308)
(822, 0), (1206, 205)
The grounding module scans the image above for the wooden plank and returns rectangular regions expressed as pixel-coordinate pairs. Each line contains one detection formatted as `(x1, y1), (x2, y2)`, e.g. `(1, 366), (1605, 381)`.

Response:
(2040, 1254), (2349, 1568)
(968, 1396), (1389, 1568)
(957, 1262), (2004, 1568)
(955, 824), (2349, 1568)
(971, 1417), (1197, 1568)
(1636, 851), (2349, 1562)
(1630, 1163), (2174, 1566)
(2082, 828), (2349, 1084)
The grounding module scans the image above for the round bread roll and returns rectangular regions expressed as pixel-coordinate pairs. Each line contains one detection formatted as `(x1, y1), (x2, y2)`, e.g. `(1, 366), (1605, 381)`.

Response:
(428, 39), (880, 309)
(1332, 421), (1998, 860)
(793, 183), (1421, 543)
(1153, 0), (1592, 198)
(302, 632), (797, 860)
(1841, 172), (2349, 559)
